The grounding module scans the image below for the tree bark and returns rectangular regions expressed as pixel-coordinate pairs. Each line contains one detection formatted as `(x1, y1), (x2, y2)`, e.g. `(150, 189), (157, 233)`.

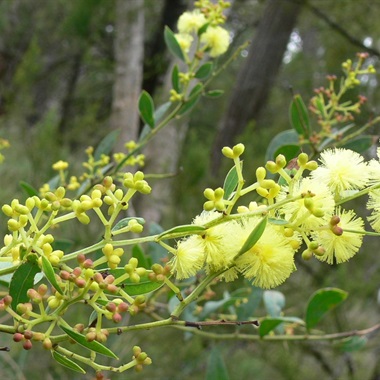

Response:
(110, 0), (145, 148)
(211, 0), (304, 173)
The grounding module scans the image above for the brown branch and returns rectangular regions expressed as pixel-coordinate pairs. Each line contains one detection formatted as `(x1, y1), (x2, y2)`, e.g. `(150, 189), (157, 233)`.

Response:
(307, 3), (380, 58)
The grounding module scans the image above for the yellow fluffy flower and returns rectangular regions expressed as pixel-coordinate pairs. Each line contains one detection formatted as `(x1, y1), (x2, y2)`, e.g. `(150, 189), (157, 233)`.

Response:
(193, 211), (241, 271)
(177, 10), (207, 34)
(235, 218), (295, 289)
(367, 189), (380, 232)
(277, 178), (335, 230)
(171, 235), (205, 279)
(200, 26), (230, 57)
(312, 208), (364, 264)
(311, 148), (370, 198)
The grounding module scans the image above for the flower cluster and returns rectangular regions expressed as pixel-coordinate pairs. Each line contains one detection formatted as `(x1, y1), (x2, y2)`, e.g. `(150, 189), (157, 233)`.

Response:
(169, 145), (379, 288)
(175, 0), (231, 58)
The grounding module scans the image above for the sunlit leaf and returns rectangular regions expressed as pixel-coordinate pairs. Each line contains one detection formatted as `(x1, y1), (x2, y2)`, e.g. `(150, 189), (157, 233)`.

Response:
(158, 224), (206, 240)
(305, 288), (348, 330)
(223, 162), (242, 200)
(164, 26), (184, 61)
(138, 90), (155, 129)
(52, 350), (86, 374)
(41, 256), (63, 295)
(59, 325), (118, 359)
(9, 258), (40, 312)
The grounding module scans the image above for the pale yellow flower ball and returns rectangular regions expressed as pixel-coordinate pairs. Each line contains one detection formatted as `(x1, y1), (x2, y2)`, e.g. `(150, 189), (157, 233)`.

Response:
(175, 33), (194, 53)
(177, 10), (207, 34)
(200, 26), (230, 57)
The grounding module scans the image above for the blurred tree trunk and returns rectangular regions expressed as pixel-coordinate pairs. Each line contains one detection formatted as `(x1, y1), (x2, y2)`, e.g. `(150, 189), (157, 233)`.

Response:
(110, 0), (144, 148)
(211, 0), (305, 173)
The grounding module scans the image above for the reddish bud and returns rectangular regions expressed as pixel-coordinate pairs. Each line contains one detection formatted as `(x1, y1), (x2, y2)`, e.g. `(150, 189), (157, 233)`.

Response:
(23, 340), (33, 350)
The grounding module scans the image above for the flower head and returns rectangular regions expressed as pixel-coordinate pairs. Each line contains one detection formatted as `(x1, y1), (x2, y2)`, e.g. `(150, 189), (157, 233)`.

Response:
(175, 33), (194, 54)
(311, 148), (370, 198)
(277, 177), (335, 230)
(200, 26), (230, 57)
(312, 208), (364, 264)
(177, 10), (207, 34)
(235, 218), (295, 289)
(367, 189), (380, 232)
(170, 235), (205, 279)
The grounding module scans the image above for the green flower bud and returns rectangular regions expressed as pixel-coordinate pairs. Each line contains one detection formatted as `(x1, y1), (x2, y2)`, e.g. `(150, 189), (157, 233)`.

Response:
(221, 146), (234, 158)
(275, 154), (287, 168)
(256, 167), (266, 182)
(297, 152), (309, 166)
(232, 143), (245, 157)
(2, 204), (13, 217)
(203, 188), (214, 200)
(305, 161), (318, 171)
(265, 161), (278, 173)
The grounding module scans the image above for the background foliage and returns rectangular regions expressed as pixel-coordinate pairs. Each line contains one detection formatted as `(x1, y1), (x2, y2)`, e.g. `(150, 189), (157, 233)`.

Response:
(1, 0), (380, 379)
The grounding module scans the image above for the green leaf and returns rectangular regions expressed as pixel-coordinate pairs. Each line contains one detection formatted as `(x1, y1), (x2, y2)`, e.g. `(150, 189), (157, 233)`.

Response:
(158, 224), (206, 240)
(52, 350), (86, 374)
(263, 290), (285, 317)
(108, 269), (165, 296)
(195, 62), (213, 80)
(59, 325), (118, 359)
(205, 89), (224, 98)
(132, 245), (151, 269)
(93, 130), (120, 161)
(19, 181), (39, 197)
(259, 316), (304, 337)
(305, 288), (348, 330)
(223, 163), (242, 200)
(164, 26), (184, 61)
(236, 217), (267, 257)
(265, 129), (299, 162)
(171, 64), (180, 92)
(334, 336), (368, 352)
(274, 144), (300, 163)
(112, 217), (145, 232)
(341, 135), (373, 153)
(138, 90), (155, 129)
(146, 223), (168, 264)
(205, 346), (230, 380)
(177, 83), (204, 116)
(41, 256), (63, 295)
(9, 259), (40, 312)
(268, 218), (288, 225)
(197, 22), (209, 36)
(290, 94), (311, 137)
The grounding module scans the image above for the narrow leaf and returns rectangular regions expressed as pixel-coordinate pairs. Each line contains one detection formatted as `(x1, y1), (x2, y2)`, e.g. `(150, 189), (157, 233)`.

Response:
(112, 217), (145, 232)
(94, 130), (120, 161)
(305, 288), (348, 330)
(41, 256), (63, 295)
(52, 350), (86, 374)
(9, 259), (40, 312)
(138, 90), (155, 129)
(268, 218), (288, 225)
(158, 224), (206, 239)
(223, 163), (242, 200)
(164, 26), (184, 61)
(195, 62), (213, 80)
(341, 135), (373, 153)
(205, 346), (230, 380)
(19, 181), (39, 197)
(59, 325), (118, 359)
(205, 89), (224, 98)
(236, 217), (267, 257)
(171, 64), (180, 92)
(334, 336), (368, 352)
(290, 94), (311, 137)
